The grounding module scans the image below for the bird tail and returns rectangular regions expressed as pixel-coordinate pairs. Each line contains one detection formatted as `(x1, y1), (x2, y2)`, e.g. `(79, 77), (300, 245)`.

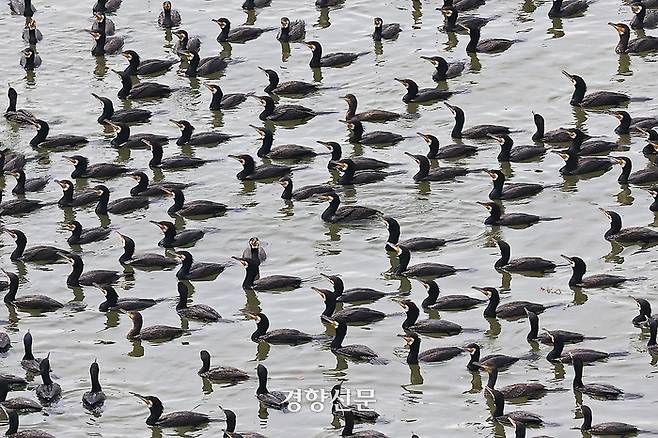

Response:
(540, 216), (561, 221)
(368, 356), (389, 365)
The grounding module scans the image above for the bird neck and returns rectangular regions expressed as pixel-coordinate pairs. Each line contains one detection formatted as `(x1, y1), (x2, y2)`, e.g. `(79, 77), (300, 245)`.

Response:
(119, 238), (135, 263)
(616, 31), (630, 54)
(98, 100), (114, 123)
(264, 72), (279, 93)
(185, 53), (200, 77)
(3, 275), (18, 304)
(149, 144), (164, 167)
(618, 160), (632, 184)
(11, 234), (27, 261)
(494, 242), (510, 268)
(497, 137), (513, 161)
(649, 322), (657, 347)
(242, 264), (259, 288)
(483, 291), (499, 318)
(344, 99), (357, 120)
(348, 123), (363, 142)
(615, 113), (631, 135)
(421, 283), (440, 307)
(402, 305), (419, 329)
(281, 182), (293, 199)
(386, 220), (401, 244)
(532, 115), (545, 141)
(7, 89), (17, 112)
(176, 287), (188, 310)
(66, 258), (84, 286)
(209, 88), (224, 110)
(90, 365), (102, 392)
(406, 337), (420, 365)
(146, 403), (163, 426)
(251, 317), (269, 341)
(259, 99), (276, 121)
(549, 0), (563, 16)
(69, 224), (82, 240)
(322, 291), (337, 317)
(395, 248), (410, 274)
(572, 360), (584, 388)
(71, 160), (88, 178)
(95, 191), (110, 215)
(331, 323), (347, 349)
(257, 130), (274, 157)
(605, 215), (622, 238)
(30, 123), (49, 146)
(570, 80), (587, 105)
(434, 60), (449, 81)
(309, 47), (323, 68)
(466, 29), (481, 53)
(6, 410), (18, 435)
(547, 338), (564, 361)
(177, 125), (194, 145)
(169, 191), (185, 213)
(486, 368), (498, 389)
(217, 24), (231, 42)
(118, 73), (133, 98)
(321, 198), (340, 222)
(526, 315), (539, 341)
(92, 34), (107, 56)
(451, 108), (465, 138)
(484, 204), (501, 224)
(403, 82), (419, 101)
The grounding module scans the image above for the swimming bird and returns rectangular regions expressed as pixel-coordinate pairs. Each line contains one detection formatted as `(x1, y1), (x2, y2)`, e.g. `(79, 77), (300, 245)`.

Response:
(9, 0), (36, 17)
(158, 1), (181, 28)
(247, 312), (312, 345)
(92, 93), (151, 124)
(64, 220), (110, 245)
(36, 355), (61, 405)
(3, 270), (63, 311)
(445, 103), (510, 139)
(631, 2), (658, 29)
(232, 256), (301, 290)
(1, 407), (53, 437)
(383, 216), (451, 252)
(20, 47), (41, 70)
(548, 0), (588, 17)
(420, 279), (486, 310)
(327, 319), (386, 364)
(254, 95), (324, 122)
(486, 170), (543, 200)
(95, 283), (157, 312)
(318, 192), (380, 223)
(255, 364), (289, 409)
(4, 229), (67, 263)
(400, 299), (462, 335)
(562, 70), (630, 107)
(122, 50), (177, 76)
(341, 119), (405, 145)
(391, 244), (460, 278)
(252, 125), (316, 159)
(4, 86), (35, 125)
(373, 17), (401, 40)
(421, 55), (466, 81)
(489, 134), (545, 162)
(305, 41), (369, 68)
(176, 282), (221, 322)
(171, 119), (235, 146)
(579, 404), (637, 436)
(478, 201), (560, 227)
(610, 22), (658, 54)
(9, 169), (48, 194)
(259, 67), (319, 96)
(460, 23), (515, 53)
(115, 70), (172, 100)
(173, 29), (201, 53)
(213, 18), (272, 43)
(151, 220), (204, 248)
(494, 240), (555, 272)
(229, 154), (292, 180)
(65, 156), (130, 179)
(116, 233), (177, 270)
(175, 251), (225, 280)
(56, 179), (101, 207)
(93, 184), (149, 215)
(132, 393), (213, 426)
(278, 17), (305, 42)
(59, 252), (121, 287)
(341, 94), (400, 122)
(105, 120), (168, 149)
(198, 350), (249, 382)
(85, 29), (124, 56)
(406, 153), (470, 182)
(29, 119), (88, 148)
(82, 360), (106, 410)
(475, 286), (550, 319)
(600, 208), (658, 243)
(129, 172), (189, 197)
(0, 381), (41, 413)
(205, 83), (252, 110)
(180, 51), (229, 77)
(278, 177), (333, 201)
(22, 17), (43, 45)
(126, 311), (185, 342)
(395, 78), (454, 103)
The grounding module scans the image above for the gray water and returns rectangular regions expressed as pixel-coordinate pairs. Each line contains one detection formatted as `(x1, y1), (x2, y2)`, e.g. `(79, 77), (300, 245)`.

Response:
(0, 0), (657, 436)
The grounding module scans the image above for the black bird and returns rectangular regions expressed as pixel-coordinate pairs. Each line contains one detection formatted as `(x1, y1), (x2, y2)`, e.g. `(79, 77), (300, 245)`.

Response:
(144, 140), (211, 170)
(561, 255), (633, 288)
(91, 12), (116, 36)
(213, 18), (271, 43)
(36, 355), (61, 405)
(181, 51), (229, 77)
(21, 331), (42, 374)
(29, 119), (88, 149)
(59, 253), (121, 287)
(445, 103), (510, 139)
(86, 30), (124, 57)
(421, 55), (466, 81)
(94, 0), (121, 13)
(490, 134), (545, 162)
(132, 393), (212, 427)
(486, 169), (543, 200)
(232, 257), (301, 290)
(548, 0), (588, 17)
(0, 381), (41, 413)
(319, 273), (391, 303)
(198, 350), (249, 382)
(562, 70), (630, 107)
(571, 354), (623, 399)
(2, 269), (64, 312)
(92, 93), (151, 124)
(494, 240), (555, 272)
(1, 408), (53, 437)
(640, 128), (658, 155)
(632, 297), (652, 327)
(252, 125), (316, 159)
(206, 83), (251, 110)
(441, 6), (490, 33)
(420, 279), (486, 310)
(222, 408), (266, 437)
(464, 343), (519, 371)
(4, 86), (35, 125)
(404, 332), (463, 364)
(478, 201), (559, 227)
(631, 2), (658, 29)
(525, 309), (591, 344)
(126, 311), (185, 341)
(9, 169), (48, 194)
(122, 50), (176, 76)
(22, 17), (43, 45)
(171, 119), (234, 146)
(129, 172), (189, 197)
(485, 387), (543, 426)
(94, 184), (149, 215)
(601, 207), (658, 243)
(278, 17), (305, 42)
(151, 220), (204, 248)
(116, 232), (177, 270)
(383, 216), (450, 252)
(305, 41), (369, 68)
(56, 179), (101, 207)
(173, 29), (201, 54)
(564, 128), (618, 155)
(556, 150), (613, 176)
(610, 22), (658, 54)
(330, 382), (381, 423)
(341, 410), (389, 437)
(9, 0), (36, 17)
(342, 119), (405, 145)
(405, 152), (470, 182)
(164, 188), (227, 218)
(318, 192), (380, 223)
(531, 112), (578, 143)
(444, 0), (486, 11)
(241, 237), (267, 263)
(105, 120), (168, 149)
(20, 47), (41, 70)
(545, 332), (616, 363)
(4, 229), (67, 263)
(254, 95), (322, 122)
(579, 405), (638, 436)
(0, 149), (27, 173)
(477, 362), (548, 399)
(400, 299), (462, 334)
(642, 318), (658, 355)
(158, 1), (181, 28)
(314, 287), (385, 323)
(247, 312), (312, 345)
(395, 78), (454, 103)
(373, 17), (401, 40)
(320, 141), (390, 170)
(341, 93), (400, 122)
(335, 158), (399, 185)
(461, 23), (515, 53)
(615, 156), (658, 185)
(0, 191), (45, 216)
(95, 283), (157, 312)
(259, 67), (319, 96)
(115, 70), (172, 100)
(177, 282), (221, 322)
(475, 286), (549, 319)
(82, 360), (106, 410)
(611, 110), (658, 135)
(255, 364), (289, 409)
(64, 220), (110, 245)
(175, 251), (224, 280)
(328, 319), (386, 363)
(278, 177), (333, 201)
(391, 244), (459, 278)
(243, 0), (271, 8)
(229, 154), (291, 180)
(65, 155), (130, 179)
(418, 132), (477, 159)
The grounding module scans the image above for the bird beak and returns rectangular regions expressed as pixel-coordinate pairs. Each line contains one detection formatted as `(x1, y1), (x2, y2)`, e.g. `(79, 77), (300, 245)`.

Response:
(472, 286), (489, 296)
(561, 70), (575, 82)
